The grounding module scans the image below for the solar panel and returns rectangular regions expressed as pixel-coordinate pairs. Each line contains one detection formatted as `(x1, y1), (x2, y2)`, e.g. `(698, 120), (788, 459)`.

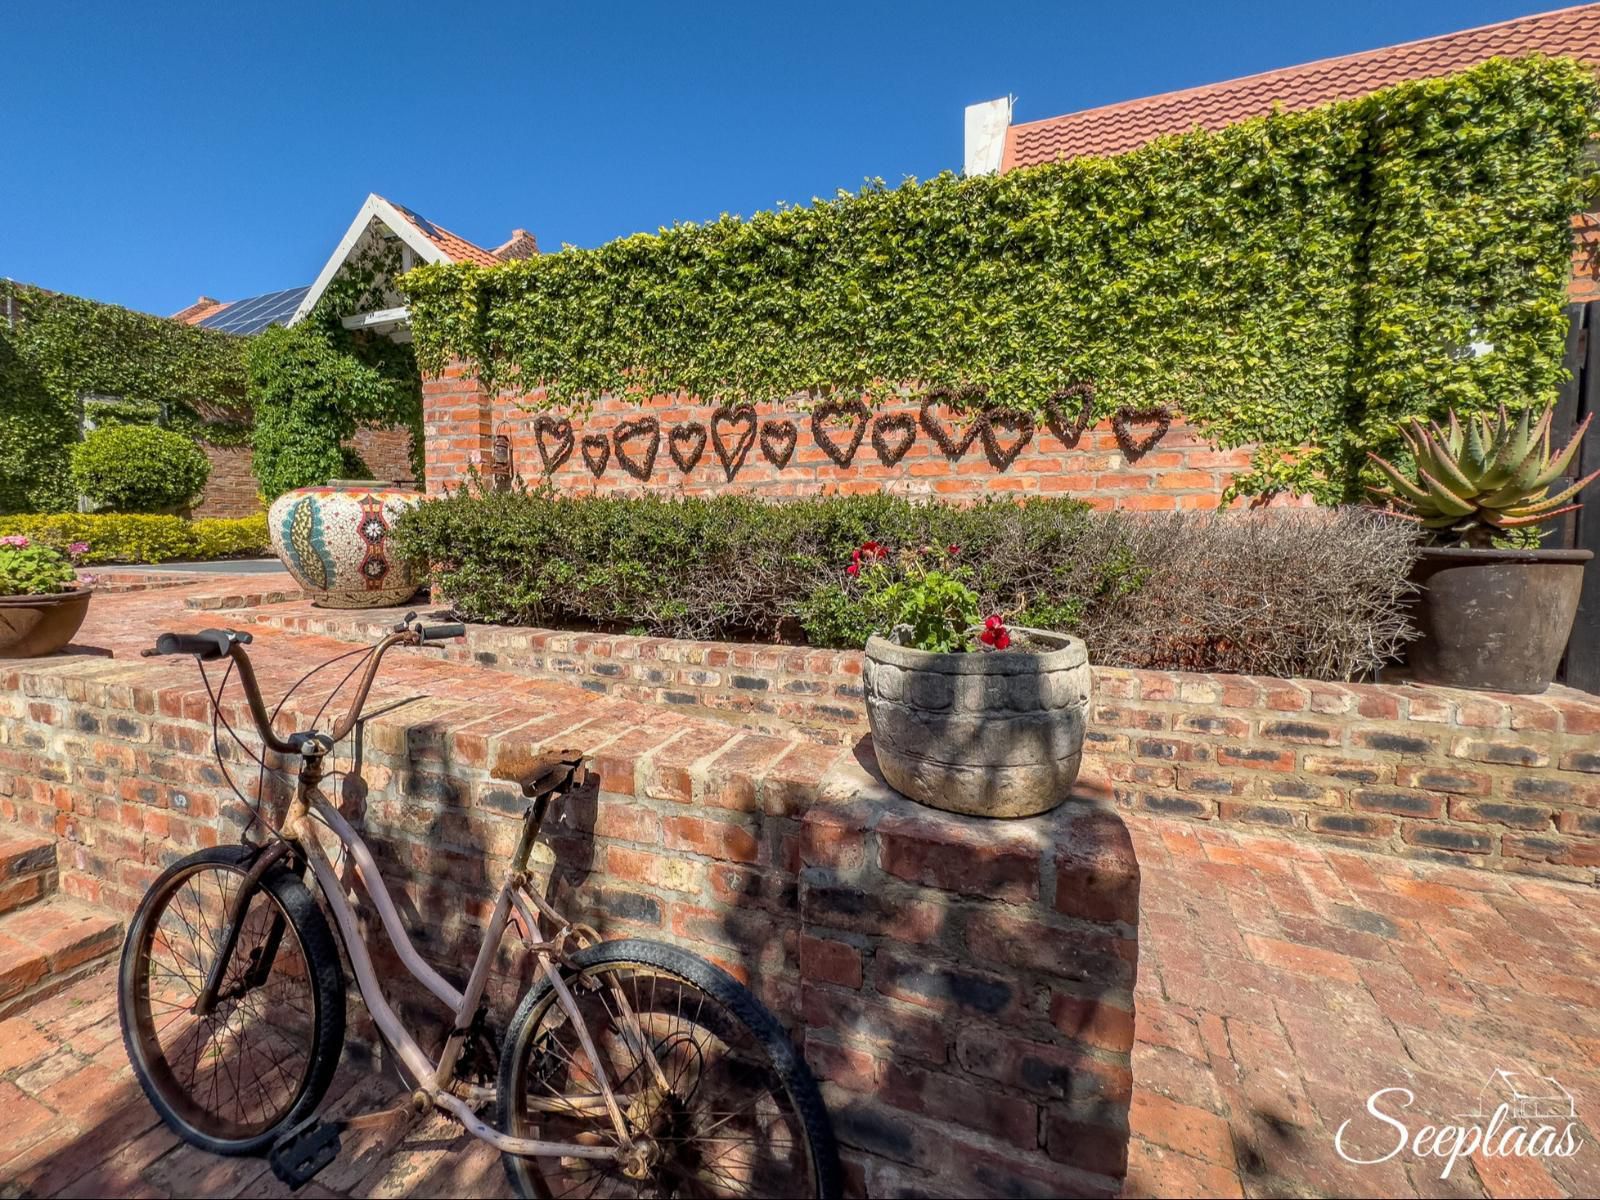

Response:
(196, 285), (312, 335)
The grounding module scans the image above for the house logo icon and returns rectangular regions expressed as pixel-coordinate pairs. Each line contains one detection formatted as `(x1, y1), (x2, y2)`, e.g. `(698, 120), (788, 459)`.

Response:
(1460, 1069), (1578, 1122)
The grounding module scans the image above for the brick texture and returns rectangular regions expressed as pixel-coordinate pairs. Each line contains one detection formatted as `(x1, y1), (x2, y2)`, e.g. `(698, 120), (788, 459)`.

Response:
(191, 429), (416, 520)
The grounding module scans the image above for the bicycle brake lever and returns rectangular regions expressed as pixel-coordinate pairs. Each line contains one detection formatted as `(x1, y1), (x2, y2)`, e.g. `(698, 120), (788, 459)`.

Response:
(391, 611), (418, 633)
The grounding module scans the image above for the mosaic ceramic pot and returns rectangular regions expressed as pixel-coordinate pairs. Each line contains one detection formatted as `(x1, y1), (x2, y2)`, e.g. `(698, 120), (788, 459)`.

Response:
(268, 481), (423, 608)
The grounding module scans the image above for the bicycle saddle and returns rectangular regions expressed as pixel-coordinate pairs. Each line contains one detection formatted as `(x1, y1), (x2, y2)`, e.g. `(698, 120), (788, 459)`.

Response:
(492, 748), (585, 800)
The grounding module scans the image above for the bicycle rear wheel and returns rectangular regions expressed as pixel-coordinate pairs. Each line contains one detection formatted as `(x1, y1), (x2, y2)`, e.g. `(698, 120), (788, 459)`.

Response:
(118, 845), (346, 1155)
(498, 938), (840, 1199)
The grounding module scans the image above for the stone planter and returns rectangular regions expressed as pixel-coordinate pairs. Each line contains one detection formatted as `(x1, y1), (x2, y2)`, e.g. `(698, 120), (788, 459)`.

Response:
(1407, 545), (1591, 694)
(863, 628), (1090, 818)
(268, 480), (423, 608)
(0, 587), (92, 658)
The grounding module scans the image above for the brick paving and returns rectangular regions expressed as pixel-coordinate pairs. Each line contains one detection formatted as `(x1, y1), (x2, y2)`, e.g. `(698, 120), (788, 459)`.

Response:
(0, 818), (1595, 1198)
(2, 573), (1597, 1197)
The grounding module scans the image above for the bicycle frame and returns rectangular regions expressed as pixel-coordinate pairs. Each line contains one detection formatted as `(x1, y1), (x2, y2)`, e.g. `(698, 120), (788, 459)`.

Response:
(216, 754), (645, 1166)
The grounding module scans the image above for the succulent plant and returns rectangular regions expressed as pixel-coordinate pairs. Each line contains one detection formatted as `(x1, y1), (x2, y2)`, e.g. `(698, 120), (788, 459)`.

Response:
(1368, 406), (1597, 547)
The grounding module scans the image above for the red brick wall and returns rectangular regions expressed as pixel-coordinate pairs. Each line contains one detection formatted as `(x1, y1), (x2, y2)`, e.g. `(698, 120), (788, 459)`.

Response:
(192, 428), (417, 519)
(1570, 210), (1600, 303)
(421, 364), (1312, 512)
(0, 650), (1141, 1198)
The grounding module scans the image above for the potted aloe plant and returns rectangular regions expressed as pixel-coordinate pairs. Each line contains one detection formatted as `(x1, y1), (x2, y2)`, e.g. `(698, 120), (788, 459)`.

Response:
(1370, 406), (1596, 694)
(848, 543), (1090, 818)
(0, 536), (94, 658)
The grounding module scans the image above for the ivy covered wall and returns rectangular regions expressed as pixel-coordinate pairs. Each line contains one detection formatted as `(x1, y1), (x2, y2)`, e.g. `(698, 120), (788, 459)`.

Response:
(404, 56), (1600, 502)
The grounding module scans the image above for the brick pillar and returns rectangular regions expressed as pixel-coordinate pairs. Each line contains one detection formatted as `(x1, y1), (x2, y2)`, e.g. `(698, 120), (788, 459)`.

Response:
(421, 359), (492, 496)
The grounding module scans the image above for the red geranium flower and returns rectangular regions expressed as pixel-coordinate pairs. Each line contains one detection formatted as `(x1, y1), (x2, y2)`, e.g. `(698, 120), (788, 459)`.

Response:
(847, 541), (889, 577)
(979, 614), (1011, 650)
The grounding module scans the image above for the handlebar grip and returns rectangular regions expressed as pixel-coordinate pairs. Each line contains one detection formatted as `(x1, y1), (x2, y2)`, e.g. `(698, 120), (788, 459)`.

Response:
(144, 630), (235, 661)
(420, 623), (466, 642)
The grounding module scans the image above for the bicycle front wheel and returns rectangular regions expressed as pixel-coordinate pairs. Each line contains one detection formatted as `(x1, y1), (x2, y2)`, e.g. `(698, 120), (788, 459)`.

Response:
(117, 845), (346, 1155)
(498, 938), (840, 1199)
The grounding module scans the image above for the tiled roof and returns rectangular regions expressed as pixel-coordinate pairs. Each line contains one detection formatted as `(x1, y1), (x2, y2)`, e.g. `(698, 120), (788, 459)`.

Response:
(1002, 3), (1600, 171)
(383, 199), (504, 267)
(493, 228), (540, 261)
(170, 296), (228, 325)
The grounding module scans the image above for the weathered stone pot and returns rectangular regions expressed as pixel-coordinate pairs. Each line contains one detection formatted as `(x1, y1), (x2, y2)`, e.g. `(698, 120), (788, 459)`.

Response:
(268, 480), (423, 608)
(0, 587), (92, 658)
(863, 628), (1090, 818)
(1407, 546), (1591, 695)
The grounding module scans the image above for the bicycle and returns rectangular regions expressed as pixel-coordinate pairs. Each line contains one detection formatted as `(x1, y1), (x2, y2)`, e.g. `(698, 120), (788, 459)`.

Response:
(117, 617), (841, 1198)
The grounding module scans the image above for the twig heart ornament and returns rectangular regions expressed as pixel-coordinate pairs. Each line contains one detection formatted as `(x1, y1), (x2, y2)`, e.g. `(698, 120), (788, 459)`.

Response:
(978, 409), (1035, 472)
(533, 415), (574, 474)
(1043, 383), (1096, 449)
(810, 397), (870, 468)
(669, 422), (707, 473)
(580, 432), (611, 477)
(614, 416), (660, 481)
(1110, 405), (1173, 461)
(711, 405), (758, 481)
(760, 419), (798, 468)
(918, 388), (984, 459)
(871, 412), (917, 466)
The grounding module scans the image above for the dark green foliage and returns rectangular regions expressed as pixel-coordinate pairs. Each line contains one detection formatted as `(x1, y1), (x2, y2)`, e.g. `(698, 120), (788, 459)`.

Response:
(391, 484), (1419, 678)
(403, 57), (1599, 503)
(0, 280), (247, 513)
(246, 241), (424, 500)
(70, 424), (212, 513)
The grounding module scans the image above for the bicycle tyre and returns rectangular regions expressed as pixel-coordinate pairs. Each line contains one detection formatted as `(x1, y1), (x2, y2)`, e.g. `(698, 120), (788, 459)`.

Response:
(118, 844), (346, 1156)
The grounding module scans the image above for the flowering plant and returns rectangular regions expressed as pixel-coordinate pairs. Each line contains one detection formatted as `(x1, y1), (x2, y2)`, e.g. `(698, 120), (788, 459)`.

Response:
(843, 541), (1012, 654)
(0, 536), (90, 597)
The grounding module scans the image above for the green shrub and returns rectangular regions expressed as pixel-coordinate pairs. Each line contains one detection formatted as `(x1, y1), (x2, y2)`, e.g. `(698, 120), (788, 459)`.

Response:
(0, 513), (269, 564)
(391, 481), (1420, 678)
(70, 425), (211, 513)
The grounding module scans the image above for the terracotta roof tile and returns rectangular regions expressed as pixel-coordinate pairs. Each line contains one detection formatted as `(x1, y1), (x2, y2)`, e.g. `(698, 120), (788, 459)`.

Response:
(1002, 3), (1600, 171)
(170, 296), (229, 325)
(493, 228), (540, 261)
(384, 200), (504, 267)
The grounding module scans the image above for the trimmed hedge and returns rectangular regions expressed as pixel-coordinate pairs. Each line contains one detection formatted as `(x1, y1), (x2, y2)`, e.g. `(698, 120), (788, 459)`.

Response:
(70, 425), (212, 513)
(0, 513), (270, 565)
(402, 56), (1600, 503)
(392, 484), (1420, 679)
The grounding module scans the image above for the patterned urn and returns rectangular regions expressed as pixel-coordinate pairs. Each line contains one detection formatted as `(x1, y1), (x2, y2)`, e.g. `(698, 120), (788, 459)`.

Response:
(268, 480), (423, 608)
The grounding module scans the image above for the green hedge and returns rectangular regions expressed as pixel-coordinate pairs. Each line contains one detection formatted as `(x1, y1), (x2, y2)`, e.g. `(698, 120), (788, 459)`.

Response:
(0, 281), (248, 514)
(0, 513), (270, 565)
(70, 425), (212, 513)
(392, 483), (1420, 679)
(402, 56), (1599, 502)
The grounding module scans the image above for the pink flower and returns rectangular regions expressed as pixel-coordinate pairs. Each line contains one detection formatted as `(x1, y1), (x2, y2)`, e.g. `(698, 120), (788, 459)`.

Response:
(947, 544), (960, 557)
(846, 562), (859, 577)
(0, 534), (29, 548)
(979, 614), (1011, 650)
(68, 541), (90, 557)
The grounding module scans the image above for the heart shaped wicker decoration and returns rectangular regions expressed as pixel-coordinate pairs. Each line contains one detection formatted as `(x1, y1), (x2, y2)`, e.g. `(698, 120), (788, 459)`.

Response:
(580, 433), (611, 477)
(978, 409), (1035, 472)
(918, 388), (983, 459)
(1110, 405), (1172, 461)
(712, 405), (757, 481)
(534, 415), (574, 474)
(871, 412), (917, 466)
(760, 419), (798, 468)
(613, 417), (660, 481)
(669, 422), (707, 473)
(1043, 383), (1096, 450)
(811, 397), (870, 468)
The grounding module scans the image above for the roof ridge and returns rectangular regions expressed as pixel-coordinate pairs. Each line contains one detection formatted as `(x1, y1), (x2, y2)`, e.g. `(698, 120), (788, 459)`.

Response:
(1007, 2), (1600, 133)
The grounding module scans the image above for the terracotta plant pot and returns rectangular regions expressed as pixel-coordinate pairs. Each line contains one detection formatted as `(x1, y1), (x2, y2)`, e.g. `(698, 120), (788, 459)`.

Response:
(863, 628), (1090, 818)
(1407, 545), (1592, 694)
(268, 480), (424, 608)
(0, 587), (92, 658)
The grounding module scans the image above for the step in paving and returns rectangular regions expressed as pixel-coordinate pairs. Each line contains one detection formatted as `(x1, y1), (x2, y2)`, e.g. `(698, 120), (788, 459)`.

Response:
(0, 833), (57, 917)
(0, 896), (123, 1019)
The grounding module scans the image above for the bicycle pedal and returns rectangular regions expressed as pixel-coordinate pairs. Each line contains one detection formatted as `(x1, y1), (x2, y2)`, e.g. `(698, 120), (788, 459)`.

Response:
(268, 1114), (344, 1190)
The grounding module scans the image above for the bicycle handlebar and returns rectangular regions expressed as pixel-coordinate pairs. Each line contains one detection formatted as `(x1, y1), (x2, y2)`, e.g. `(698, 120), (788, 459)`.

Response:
(143, 617), (467, 756)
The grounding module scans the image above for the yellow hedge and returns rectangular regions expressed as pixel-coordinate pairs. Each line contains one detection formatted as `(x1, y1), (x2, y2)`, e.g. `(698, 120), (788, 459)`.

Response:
(0, 513), (271, 565)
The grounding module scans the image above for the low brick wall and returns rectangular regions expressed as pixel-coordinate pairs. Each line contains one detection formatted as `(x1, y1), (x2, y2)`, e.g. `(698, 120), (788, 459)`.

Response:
(193, 428), (416, 519)
(0, 649), (1139, 1198)
(243, 605), (1600, 880)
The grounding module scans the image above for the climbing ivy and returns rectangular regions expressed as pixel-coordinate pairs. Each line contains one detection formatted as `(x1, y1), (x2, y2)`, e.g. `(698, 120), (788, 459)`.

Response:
(248, 242), (424, 500)
(403, 56), (1600, 502)
(0, 280), (248, 513)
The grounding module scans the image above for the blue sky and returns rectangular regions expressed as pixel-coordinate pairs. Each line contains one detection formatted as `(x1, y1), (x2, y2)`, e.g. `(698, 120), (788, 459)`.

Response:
(2, 1), (1571, 317)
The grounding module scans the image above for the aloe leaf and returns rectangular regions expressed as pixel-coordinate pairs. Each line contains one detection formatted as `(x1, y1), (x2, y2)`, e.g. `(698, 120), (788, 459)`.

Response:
(1503, 467), (1600, 515)
(1417, 427), (1477, 497)
(1490, 506), (1579, 528)
(1366, 452), (1431, 506)
(1418, 469), (1477, 517)
(1419, 512), (1463, 529)
(1527, 413), (1592, 490)
(1462, 414), (1489, 478)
